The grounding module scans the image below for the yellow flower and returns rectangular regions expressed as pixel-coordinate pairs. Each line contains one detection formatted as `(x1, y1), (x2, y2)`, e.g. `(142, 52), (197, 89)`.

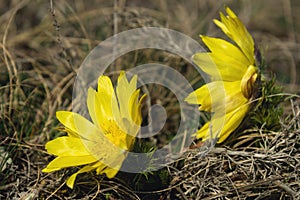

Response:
(43, 72), (146, 188)
(185, 7), (259, 143)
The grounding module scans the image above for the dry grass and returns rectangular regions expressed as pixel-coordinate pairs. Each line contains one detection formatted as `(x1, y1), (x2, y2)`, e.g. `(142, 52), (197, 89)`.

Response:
(168, 99), (300, 199)
(0, 0), (299, 199)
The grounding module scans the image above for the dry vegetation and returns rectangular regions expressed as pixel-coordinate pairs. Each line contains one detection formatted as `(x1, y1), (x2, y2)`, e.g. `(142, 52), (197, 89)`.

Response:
(0, 0), (299, 199)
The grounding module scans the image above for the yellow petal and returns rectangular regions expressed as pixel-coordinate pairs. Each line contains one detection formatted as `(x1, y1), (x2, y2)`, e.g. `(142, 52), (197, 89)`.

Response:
(133, 93), (147, 125)
(218, 103), (249, 143)
(43, 155), (97, 170)
(116, 72), (138, 120)
(45, 136), (90, 156)
(201, 35), (250, 66)
(193, 53), (245, 81)
(87, 88), (101, 128)
(196, 103), (249, 143)
(97, 75), (115, 97)
(56, 111), (102, 141)
(127, 90), (146, 135)
(185, 83), (214, 112)
(54, 112), (121, 167)
(102, 157), (124, 178)
(224, 86), (248, 114)
(96, 152), (125, 178)
(128, 89), (141, 125)
(66, 164), (98, 189)
(95, 162), (107, 174)
(103, 167), (120, 179)
(88, 86), (120, 132)
(185, 81), (248, 113)
(42, 167), (61, 173)
(95, 75), (121, 123)
(213, 7), (255, 64)
(113, 90), (142, 148)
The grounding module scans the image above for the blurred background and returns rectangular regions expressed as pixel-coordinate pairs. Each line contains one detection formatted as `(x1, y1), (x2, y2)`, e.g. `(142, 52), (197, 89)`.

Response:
(1, 0), (299, 88)
(0, 0), (299, 199)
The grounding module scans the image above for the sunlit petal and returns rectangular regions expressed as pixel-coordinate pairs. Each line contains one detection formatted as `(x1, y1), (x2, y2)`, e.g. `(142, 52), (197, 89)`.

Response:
(45, 136), (90, 156)
(196, 103), (249, 143)
(214, 7), (255, 64)
(185, 81), (248, 113)
(44, 155), (98, 170)
(116, 72), (138, 120)
(201, 36), (250, 66)
(193, 53), (246, 81)
(66, 164), (98, 189)
(56, 111), (103, 141)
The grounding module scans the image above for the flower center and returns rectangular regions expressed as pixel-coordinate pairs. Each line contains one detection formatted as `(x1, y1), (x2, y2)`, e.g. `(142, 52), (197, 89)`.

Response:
(102, 119), (129, 150)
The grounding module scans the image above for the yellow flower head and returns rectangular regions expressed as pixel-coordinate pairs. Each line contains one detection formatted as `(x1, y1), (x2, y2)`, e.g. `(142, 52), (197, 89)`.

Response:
(43, 71), (146, 188)
(185, 7), (259, 143)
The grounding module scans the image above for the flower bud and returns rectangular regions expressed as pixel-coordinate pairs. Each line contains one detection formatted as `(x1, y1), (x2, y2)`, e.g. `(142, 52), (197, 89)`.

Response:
(241, 65), (258, 99)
